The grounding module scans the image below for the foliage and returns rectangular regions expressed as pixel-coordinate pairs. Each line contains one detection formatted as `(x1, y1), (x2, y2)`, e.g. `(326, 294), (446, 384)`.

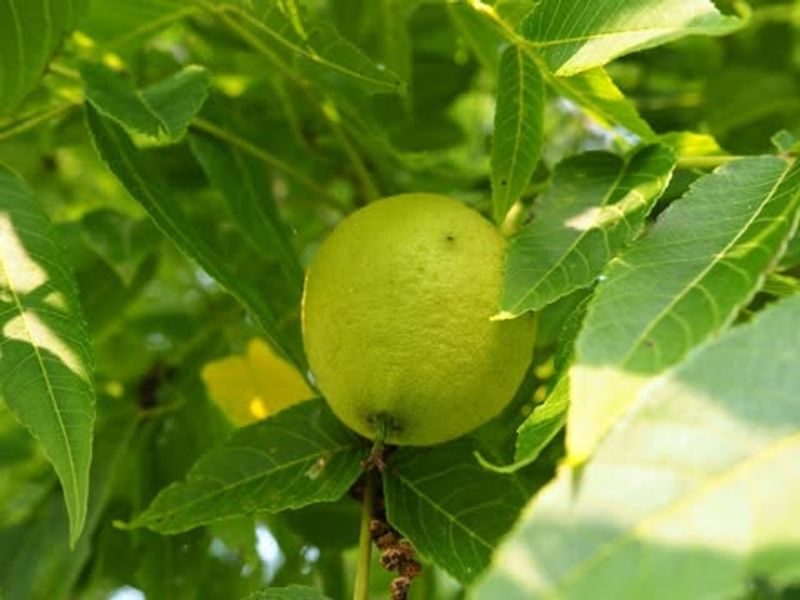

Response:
(0, 1), (799, 599)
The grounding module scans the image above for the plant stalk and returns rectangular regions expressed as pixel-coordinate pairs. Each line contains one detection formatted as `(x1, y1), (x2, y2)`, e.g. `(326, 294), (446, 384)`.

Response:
(353, 473), (376, 600)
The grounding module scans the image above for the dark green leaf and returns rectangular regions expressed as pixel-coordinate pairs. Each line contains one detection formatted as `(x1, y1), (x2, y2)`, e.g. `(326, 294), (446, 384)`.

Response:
(189, 132), (303, 291)
(491, 45), (544, 223)
(0, 402), (137, 599)
(0, 0), (88, 113)
(81, 63), (211, 142)
(80, 209), (160, 285)
(216, 3), (405, 96)
(383, 440), (536, 583)
(475, 293), (800, 600)
(0, 163), (95, 545)
(243, 586), (331, 600)
(132, 399), (366, 534)
(83, 105), (306, 369)
(569, 157), (800, 462)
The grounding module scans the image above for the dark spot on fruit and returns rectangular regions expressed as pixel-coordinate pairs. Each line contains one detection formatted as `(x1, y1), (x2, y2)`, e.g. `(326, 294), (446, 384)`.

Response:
(500, 179), (508, 186)
(445, 234), (455, 242)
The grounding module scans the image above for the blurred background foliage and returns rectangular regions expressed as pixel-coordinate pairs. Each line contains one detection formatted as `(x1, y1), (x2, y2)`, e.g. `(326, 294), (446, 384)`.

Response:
(1, 0), (799, 599)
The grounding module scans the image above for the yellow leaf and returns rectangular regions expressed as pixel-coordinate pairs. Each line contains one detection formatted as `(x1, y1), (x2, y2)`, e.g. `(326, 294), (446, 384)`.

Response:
(201, 339), (312, 426)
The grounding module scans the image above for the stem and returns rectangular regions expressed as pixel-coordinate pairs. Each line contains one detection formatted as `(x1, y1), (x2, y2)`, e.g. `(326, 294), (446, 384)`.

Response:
(676, 155), (742, 170)
(353, 473), (376, 600)
(324, 106), (380, 205)
(48, 63), (81, 81)
(0, 103), (78, 141)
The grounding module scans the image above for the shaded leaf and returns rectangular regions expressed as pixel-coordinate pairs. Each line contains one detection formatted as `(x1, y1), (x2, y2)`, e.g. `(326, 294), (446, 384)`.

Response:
(522, 0), (742, 76)
(83, 105), (306, 369)
(132, 399), (365, 534)
(81, 63), (211, 142)
(491, 45), (545, 223)
(189, 131), (304, 289)
(0, 163), (95, 545)
(243, 586), (331, 600)
(0, 402), (53, 527)
(569, 157), (800, 462)
(0, 0), (88, 113)
(80, 209), (160, 285)
(475, 293), (800, 600)
(0, 402), (137, 600)
(217, 3), (405, 96)
(383, 440), (536, 583)
(499, 144), (675, 317)
(82, 0), (190, 45)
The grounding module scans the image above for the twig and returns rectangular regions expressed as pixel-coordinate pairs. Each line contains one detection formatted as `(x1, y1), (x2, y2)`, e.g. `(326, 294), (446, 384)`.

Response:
(353, 473), (377, 600)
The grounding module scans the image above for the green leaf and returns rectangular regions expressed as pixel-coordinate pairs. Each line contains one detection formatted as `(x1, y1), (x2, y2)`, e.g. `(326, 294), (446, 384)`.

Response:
(551, 68), (656, 140)
(188, 132), (304, 291)
(80, 209), (160, 286)
(569, 157), (800, 462)
(491, 45), (545, 223)
(499, 144), (675, 317)
(0, 402), (137, 599)
(0, 401), (53, 527)
(216, 3), (405, 96)
(383, 440), (536, 584)
(773, 129), (800, 155)
(447, 3), (503, 73)
(0, 163), (95, 546)
(132, 399), (365, 534)
(82, 0), (190, 45)
(513, 376), (569, 466)
(449, 5), (656, 141)
(522, 0), (742, 76)
(474, 293), (800, 600)
(83, 104), (306, 370)
(242, 586), (331, 600)
(0, 0), (89, 113)
(81, 63), (211, 143)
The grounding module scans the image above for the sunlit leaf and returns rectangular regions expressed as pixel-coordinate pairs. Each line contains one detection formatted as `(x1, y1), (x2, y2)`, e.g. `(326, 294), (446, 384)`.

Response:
(500, 144), (675, 317)
(522, 0), (742, 76)
(475, 294), (800, 600)
(0, 0), (88, 113)
(133, 399), (366, 534)
(569, 157), (800, 462)
(551, 68), (655, 140)
(449, 6), (655, 141)
(491, 45), (544, 223)
(0, 163), (95, 545)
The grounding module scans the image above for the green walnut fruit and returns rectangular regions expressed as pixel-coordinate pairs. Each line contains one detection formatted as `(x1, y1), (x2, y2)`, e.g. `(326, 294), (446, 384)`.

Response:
(301, 193), (536, 446)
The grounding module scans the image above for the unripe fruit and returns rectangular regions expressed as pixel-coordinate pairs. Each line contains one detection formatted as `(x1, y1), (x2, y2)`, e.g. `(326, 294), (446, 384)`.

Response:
(302, 194), (535, 445)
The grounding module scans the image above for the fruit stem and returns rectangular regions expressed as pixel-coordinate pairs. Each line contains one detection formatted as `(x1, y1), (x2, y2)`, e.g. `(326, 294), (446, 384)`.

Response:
(353, 472), (377, 600)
